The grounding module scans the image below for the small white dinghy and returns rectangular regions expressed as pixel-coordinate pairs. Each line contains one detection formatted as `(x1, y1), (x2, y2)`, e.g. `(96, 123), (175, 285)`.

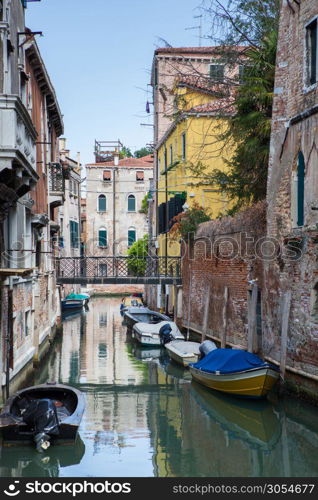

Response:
(133, 321), (184, 346)
(165, 340), (202, 367)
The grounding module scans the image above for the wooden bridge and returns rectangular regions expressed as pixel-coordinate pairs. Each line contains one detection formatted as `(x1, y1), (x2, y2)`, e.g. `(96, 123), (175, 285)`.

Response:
(55, 256), (182, 285)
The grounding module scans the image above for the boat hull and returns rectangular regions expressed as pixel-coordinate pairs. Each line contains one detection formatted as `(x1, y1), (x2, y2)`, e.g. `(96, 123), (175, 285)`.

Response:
(0, 383), (85, 444)
(61, 300), (84, 310)
(165, 341), (200, 367)
(189, 366), (280, 398)
(134, 331), (161, 346)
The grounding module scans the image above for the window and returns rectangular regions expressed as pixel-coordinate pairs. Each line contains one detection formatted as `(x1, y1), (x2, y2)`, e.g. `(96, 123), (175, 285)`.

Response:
(98, 228), (107, 247)
(209, 64), (224, 82)
(181, 132), (186, 160)
(70, 221), (79, 248)
(128, 229), (136, 247)
(164, 148), (167, 171)
(306, 19), (318, 86)
(297, 152), (305, 226)
(25, 310), (31, 337)
(99, 263), (107, 276)
(98, 194), (107, 212)
(238, 64), (252, 84)
(103, 170), (111, 182)
(128, 194), (136, 212)
(170, 144), (173, 165)
(136, 171), (144, 182)
(311, 282), (318, 323)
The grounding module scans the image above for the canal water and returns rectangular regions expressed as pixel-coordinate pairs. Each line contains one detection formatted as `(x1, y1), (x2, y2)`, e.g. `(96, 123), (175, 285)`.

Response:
(1, 296), (318, 477)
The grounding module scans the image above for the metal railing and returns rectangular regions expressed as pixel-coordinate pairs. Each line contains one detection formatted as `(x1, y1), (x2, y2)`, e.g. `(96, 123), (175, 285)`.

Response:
(55, 256), (182, 284)
(49, 162), (64, 193)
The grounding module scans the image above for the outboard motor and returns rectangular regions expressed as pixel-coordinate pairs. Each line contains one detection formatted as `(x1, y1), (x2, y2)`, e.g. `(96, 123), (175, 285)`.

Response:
(159, 323), (173, 345)
(199, 340), (217, 359)
(21, 398), (60, 452)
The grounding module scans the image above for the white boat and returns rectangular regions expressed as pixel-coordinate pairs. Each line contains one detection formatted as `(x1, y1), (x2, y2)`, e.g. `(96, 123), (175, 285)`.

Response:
(165, 340), (201, 367)
(133, 321), (184, 346)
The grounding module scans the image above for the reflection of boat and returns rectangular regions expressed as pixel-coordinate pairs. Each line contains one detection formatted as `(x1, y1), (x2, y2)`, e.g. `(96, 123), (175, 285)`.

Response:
(165, 360), (192, 382)
(120, 296), (143, 314)
(62, 308), (85, 321)
(124, 307), (170, 329)
(133, 321), (184, 346)
(132, 343), (163, 361)
(0, 383), (85, 449)
(189, 348), (280, 398)
(165, 340), (201, 367)
(190, 382), (281, 451)
(0, 434), (85, 477)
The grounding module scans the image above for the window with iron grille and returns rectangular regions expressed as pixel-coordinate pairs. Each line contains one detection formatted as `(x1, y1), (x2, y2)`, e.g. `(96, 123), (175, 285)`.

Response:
(128, 194), (136, 212)
(99, 229), (107, 247)
(103, 170), (111, 182)
(136, 171), (144, 182)
(306, 19), (318, 86)
(209, 64), (224, 82)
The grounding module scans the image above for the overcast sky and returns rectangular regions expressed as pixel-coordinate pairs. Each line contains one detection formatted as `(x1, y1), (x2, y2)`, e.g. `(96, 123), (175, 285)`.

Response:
(26, 0), (207, 167)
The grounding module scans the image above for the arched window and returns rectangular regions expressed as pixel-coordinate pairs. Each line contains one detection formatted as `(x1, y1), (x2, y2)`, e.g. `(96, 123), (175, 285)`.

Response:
(98, 227), (107, 247)
(128, 228), (136, 247)
(297, 152), (305, 226)
(98, 194), (107, 212)
(128, 194), (136, 212)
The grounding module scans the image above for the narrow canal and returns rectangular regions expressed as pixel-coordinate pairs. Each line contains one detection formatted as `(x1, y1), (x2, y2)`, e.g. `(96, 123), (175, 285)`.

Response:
(1, 297), (318, 477)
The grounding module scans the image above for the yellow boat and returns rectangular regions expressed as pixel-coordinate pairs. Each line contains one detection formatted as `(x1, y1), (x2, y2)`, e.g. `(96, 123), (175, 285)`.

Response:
(188, 348), (280, 398)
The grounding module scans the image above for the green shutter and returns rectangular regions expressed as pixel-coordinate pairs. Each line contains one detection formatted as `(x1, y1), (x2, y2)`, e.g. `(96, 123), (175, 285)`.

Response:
(98, 195), (106, 212)
(297, 152), (305, 226)
(70, 221), (79, 248)
(128, 195), (136, 212)
(99, 230), (107, 247)
(128, 230), (136, 247)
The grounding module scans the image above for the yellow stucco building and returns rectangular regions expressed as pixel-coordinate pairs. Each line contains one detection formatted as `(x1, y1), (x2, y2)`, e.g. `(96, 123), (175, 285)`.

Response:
(156, 76), (235, 258)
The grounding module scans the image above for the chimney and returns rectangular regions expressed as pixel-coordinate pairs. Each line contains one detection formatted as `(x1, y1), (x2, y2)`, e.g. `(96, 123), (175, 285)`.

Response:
(59, 137), (66, 151)
(114, 148), (119, 166)
(77, 152), (81, 169)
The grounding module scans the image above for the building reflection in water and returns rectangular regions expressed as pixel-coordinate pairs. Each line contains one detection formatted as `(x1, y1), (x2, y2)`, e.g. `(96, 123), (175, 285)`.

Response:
(1, 297), (318, 477)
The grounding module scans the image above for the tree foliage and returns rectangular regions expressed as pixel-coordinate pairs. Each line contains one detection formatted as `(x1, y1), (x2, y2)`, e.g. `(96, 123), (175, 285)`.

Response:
(127, 235), (149, 276)
(170, 203), (211, 241)
(188, 0), (280, 214)
(119, 145), (133, 158)
(134, 147), (153, 158)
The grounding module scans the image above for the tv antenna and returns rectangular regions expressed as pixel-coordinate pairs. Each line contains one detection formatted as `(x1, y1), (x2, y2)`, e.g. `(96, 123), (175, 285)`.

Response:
(185, 14), (203, 47)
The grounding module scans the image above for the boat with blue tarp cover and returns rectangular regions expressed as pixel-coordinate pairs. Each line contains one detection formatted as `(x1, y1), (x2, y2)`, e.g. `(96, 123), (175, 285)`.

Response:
(189, 348), (280, 398)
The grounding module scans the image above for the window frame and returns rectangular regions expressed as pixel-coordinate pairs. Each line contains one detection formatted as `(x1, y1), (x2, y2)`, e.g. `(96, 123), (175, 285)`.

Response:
(209, 63), (225, 83)
(181, 132), (186, 161)
(128, 229), (136, 247)
(98, 228), (108, 248)
(127, 194), (136, 212)
(305, 16), (318, 90)
(98, 194), (107, 212)
(103, 170), (112, 182)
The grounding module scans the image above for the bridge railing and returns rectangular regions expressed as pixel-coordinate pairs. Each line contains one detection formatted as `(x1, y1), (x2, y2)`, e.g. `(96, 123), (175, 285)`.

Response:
(55, 256), (181, 282)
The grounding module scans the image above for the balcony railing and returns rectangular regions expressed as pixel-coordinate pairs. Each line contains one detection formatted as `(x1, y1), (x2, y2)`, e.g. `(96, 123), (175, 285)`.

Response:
(49, 162), (64, 193)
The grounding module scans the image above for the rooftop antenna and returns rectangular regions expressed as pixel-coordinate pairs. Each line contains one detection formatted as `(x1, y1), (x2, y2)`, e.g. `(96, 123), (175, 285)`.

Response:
(185, 14), (203, 47)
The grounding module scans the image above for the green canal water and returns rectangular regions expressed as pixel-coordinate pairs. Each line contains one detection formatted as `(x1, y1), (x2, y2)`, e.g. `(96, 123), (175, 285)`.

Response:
(1, 297), (318, 477)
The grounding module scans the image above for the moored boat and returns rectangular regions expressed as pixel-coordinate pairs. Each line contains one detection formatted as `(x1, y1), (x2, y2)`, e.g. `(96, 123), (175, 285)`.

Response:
(133, 321), (184, 346)
(120, 296), (143, 315)
(61, 293), (89, 311)
(189, 348), (280, 398)
(0, 383), (85, 451)
(124, 307), (170, 329)
(165, 340), (202, 367)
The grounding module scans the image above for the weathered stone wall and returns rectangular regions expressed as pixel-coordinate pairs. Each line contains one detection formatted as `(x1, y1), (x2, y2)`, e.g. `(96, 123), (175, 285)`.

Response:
(264, 0), (318, 388)
(180, 202), (266, 348)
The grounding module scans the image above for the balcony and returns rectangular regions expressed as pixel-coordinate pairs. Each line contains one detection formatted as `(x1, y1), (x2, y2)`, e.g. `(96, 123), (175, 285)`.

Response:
(49, 162), (65, 207)
(0, 95), (37, 180)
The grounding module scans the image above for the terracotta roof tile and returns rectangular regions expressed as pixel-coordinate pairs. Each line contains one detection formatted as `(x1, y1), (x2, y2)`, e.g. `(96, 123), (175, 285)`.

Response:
(155, 46), (247, 55)
(188, 96), (236, 115)
(86, 156), (154, 168)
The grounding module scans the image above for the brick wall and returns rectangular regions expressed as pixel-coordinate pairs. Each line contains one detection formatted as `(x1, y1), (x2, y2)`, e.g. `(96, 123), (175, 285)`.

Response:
(181, 202), (266, 348)
(264, 0), (318, 391)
